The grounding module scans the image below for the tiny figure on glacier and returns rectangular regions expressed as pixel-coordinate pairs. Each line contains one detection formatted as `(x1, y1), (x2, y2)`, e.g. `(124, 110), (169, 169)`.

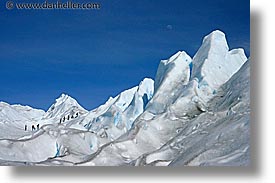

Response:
(24, 125), (27, 131)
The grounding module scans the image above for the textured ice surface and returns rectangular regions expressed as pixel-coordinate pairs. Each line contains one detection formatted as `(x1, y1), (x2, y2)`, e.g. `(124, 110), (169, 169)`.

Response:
(0, 30), (249, 166)
(147, 51), (192, 114)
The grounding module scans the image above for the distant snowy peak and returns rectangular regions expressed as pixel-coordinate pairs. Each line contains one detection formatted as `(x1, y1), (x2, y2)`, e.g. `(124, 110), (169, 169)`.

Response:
(192, 30), (247, 90)
(0, 102), (45, 122)
(44, 93), (87, 119)
(0, 101), (11, 109)
(53, 94), (81, 108)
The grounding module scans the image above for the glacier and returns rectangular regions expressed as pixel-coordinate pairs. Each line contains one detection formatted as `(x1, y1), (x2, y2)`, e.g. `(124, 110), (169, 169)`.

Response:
(0, 30), (250, 166)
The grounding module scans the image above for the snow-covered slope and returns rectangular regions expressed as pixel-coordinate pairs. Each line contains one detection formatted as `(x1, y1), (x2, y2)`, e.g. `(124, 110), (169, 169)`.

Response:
(0, 30), (249, 166)
(0, 102), (45, 139)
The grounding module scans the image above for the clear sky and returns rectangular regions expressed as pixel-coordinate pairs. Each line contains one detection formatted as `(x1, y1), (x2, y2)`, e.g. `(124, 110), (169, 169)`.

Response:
(0, 0), (250, 110)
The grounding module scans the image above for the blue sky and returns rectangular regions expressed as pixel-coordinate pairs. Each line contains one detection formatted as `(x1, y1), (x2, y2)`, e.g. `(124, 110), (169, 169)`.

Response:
(0, 0), (250, 110)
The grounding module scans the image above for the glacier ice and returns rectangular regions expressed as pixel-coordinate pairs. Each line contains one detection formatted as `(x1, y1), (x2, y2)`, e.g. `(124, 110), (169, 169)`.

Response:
(147, 51), (192, 114)
(0, 30), (249, 166)
(191, 30), (247, 99)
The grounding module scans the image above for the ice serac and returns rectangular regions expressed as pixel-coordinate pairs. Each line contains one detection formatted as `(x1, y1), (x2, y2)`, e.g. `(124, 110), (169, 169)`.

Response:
(192, 30), (247, 93)
(123, 78), (154, 129)
(81, 78), (154, 140)
(44, 93), (87, 119)
(169, 30), (248, 117)
(146, 51), (192, 114)
(81, 31), (249, 166)
(169, 60), (251, 166)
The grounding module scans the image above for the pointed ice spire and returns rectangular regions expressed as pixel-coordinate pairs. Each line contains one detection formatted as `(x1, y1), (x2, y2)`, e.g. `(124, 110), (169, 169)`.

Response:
(154, 51), (192, 92)
(146, 51), (192, 114)
(53, 93), (82, 109)
(45, 93), (87, 119)
(191, 30), (247, 90)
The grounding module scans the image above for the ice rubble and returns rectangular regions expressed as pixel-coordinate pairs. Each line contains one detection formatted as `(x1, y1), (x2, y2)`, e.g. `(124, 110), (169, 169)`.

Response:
(0, 30), (249, 166)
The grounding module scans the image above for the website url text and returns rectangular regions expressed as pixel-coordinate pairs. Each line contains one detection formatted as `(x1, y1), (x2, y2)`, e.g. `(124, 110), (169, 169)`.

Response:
(6, 1), (101, 10)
